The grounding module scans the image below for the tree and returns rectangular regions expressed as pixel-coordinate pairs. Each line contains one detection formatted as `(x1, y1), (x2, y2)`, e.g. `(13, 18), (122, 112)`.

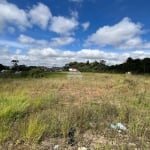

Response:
(11, 60), (19, 67)
(100, 60), (106, 65)
(11, 60), (19, 71)
(126, 57), (133, 63)
(0, 64), (6, 71)
(86, 60), (89, 65)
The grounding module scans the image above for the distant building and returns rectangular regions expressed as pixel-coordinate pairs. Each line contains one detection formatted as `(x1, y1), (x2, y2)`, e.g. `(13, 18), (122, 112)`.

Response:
(69, 68), (78, 72)
(67, 68), (82, 79)
(126, 71), (132, 75)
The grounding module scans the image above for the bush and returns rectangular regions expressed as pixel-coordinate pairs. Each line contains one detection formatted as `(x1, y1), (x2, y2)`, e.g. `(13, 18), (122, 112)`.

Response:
(28, 68), (45, 78)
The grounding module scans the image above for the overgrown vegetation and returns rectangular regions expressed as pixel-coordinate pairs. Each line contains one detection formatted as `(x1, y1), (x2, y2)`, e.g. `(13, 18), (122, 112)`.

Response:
(0, 73), (150, 149)
(1, 57), (150, 76)
(64, 57), (150, 73)
(0, 68), (46, 78)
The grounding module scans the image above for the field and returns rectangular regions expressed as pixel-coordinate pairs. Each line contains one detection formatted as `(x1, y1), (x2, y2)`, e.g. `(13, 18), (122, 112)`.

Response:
(0, 73), (150, 149)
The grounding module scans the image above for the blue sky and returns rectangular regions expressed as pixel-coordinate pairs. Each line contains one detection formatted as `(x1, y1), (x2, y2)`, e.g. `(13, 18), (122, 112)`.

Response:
(0, 0), (150, 66)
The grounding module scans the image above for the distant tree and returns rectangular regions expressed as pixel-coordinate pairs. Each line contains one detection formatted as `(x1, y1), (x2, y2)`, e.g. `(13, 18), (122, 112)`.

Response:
(100, 60), (106, 65)
(126, 57), (133, 63)
(142, 58), (150, 73)
(11, 60), (19, 71)
(86, 60), (89, 65)
(63, 57), (150, 74)
(0, 64), (6, 71)
(18, 65), (29, 71)
(11, 60), (19, 67)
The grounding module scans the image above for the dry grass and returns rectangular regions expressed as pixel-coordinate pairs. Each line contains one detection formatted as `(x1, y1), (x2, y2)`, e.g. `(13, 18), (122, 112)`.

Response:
(0, 73), (150, 149)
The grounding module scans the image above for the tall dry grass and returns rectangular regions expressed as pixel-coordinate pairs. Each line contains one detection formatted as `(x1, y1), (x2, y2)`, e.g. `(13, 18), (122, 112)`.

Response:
(0, 73), (150, 149)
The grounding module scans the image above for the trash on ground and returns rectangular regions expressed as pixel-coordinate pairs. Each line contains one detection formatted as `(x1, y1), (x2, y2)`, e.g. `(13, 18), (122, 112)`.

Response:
(68, 127), (77, 146)
(54, 145), (59, 150)
(78, 147), (88, 150)
(111, 122), (127, 132)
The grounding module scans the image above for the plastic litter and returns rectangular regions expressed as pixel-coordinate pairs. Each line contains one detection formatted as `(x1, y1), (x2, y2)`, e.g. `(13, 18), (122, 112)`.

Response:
(78, 147), (87, 150)
(54, 145), (59, 150)
(111, 122), (127, 131)
(68, 127), (77, 146)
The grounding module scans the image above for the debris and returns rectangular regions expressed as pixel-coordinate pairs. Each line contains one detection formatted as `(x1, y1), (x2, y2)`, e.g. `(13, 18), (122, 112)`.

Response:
(126, 71), (132, 75)
(54, 145), (59, 150)
(68, 127), (77, 146)
(117, 123), (127, 131)
(78, 147), (87, 150)
(111, 123), (127, 132)
(110, 124), (117, 129)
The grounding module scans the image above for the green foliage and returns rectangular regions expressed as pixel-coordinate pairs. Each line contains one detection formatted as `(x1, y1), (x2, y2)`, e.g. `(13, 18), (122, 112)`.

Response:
(64, 60), (107, 72)
(28, 68), (45, 78)
(0, 122), (10, 142)
(0, 64), (9, 71)
(64, 57), (150, 73)
(24, 116), (48, 143)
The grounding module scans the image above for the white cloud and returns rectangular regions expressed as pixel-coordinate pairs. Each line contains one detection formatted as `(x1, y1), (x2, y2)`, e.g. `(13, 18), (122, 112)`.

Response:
(18, 34), (75, 47)
(131, 50), (150, 60)
(82, 22), (90, 31)
(0, 46), (10, 56)
(28, 48), (58, 57)
(84, 17), (150, 50)
(18, 34), (48, 48)
(28, 48), (75, 59)
(0, 46), (150, 66)
(0, 40), (25, 48)
(18, 34), (35, 44)
(0, 46), (28, 66)
(0, 1), (80, 35)
(118, 37), (143, 49)
(50, 37), (75, 47)
(77, 49), (118, 60)
(0, 0), (29, 30)
(49, 16), (78, 35)
(27, 48), (125, 66)
(16, 49), (22, 55)
(29, 3), (52, 29)
(27, 48), (150, 66)
(0, 1), (52, 31)
(132, 50), (144, 55)
(25, 48), (150, 66)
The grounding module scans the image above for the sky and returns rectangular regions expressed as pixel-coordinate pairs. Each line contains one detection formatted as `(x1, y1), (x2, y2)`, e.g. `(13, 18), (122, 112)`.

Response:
(0, 0), (150, 67)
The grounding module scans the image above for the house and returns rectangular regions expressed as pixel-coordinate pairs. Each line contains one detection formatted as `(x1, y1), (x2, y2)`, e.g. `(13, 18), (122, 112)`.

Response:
(126, 71), (132, 75)
(67, 68), (82, 79)
(69, 68), (78, 72)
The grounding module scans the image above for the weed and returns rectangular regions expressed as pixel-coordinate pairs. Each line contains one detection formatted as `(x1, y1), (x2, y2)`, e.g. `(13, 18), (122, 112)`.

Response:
(24, 115), (48, 143)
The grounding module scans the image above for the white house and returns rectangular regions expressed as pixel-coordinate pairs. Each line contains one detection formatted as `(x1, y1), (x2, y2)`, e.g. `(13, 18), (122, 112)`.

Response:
(67, 68), (82, 79)
(69, 68), (78, 72)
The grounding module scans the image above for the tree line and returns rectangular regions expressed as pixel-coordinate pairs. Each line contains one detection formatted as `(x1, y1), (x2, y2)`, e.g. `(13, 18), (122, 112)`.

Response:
(0, 57), (150, 74)
(64, 57), (150, 74)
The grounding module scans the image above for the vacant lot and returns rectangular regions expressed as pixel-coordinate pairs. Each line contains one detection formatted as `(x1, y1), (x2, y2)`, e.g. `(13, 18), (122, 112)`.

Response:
(0, 73), (150, 149)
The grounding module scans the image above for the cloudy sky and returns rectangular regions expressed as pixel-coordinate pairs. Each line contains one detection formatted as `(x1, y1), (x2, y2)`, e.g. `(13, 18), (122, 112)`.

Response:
(0, 0), (150, 66)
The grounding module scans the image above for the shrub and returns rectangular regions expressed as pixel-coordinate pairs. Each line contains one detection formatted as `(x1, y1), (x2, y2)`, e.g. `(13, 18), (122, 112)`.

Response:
(28, 68), (45, 78)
